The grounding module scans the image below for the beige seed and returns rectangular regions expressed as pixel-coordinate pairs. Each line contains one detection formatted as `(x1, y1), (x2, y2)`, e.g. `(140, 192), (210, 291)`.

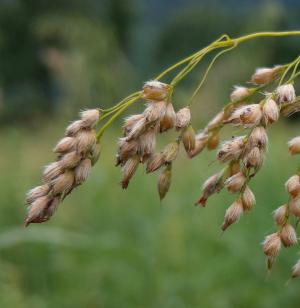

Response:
(158, 165), (172, 200)
(224, 172), (246, 193)
(53, 136), (75, 153)
(43, 162), (63, 182)
(76, 129), (96, 155)
(241, 186), (255, 211)
(273, 204), (287, 225)
(280, 223), (298, 247)
(262, 98), (279, 125)
(121, 155), (139, 189)
(182, 125), (196, 153)
(80, 109), (100, 128)
(75, 159), (92, 184)
(285, 175), (300, 198)
(26, 184), (50, 205)
(160, 102), (176, 132)
(175, 107), (191, 129)
(221, 199), (244, 231)
(51, 170), (75, 195)
(288, 136), (300, 155)
(59, 151), (82, 169)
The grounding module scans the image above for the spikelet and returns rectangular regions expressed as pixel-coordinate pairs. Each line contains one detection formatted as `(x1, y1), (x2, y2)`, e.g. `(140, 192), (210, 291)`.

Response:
(289, 199), (300, 217)
(262, 98), (279, 125)
(196, 172), (222, 207)
(285, 175), (300, 198)
(116, 138), (138, 166)
(251, 67), (281, 85)
(291, 259), (300, 278)
(158, 165), (172, 200)
(276, 84), (296, 104)
(217, 136), (245, 162)
(122, 114), (144, 135)
(243, 147), (264, 169)
(25, 196), (51, 226)
(143, 80), (169, 101)
(137, 128), (156, 158)
(43, 162), (63, 182)
(221, 199), (244, 231)
(76, 129), (97, 155)
(90, 143), (101, 166)
(230, 86), (252, 102)
(163, 141), (179, 163)
(59, 151), (82, 169)
(146, 153), (165, 173)
(280, 223), (298, 247)
(225, 104), (262, 127)
(51, 170), (75, 195)
(26, 184), (50, 205)
(248, 126), (268, 150)
(121, 155), (139, 189)
(80, 109), (100, 128)
(242, 186), (255, 211)
(288, 136), (300, 155)
(207, 133), (220, 150)
(207, 111), (225, 130)
(175, 107), (191, 129)
(143, 100), (167, 122)
(125, 116), (147, 141)
(262, 232), (281, 269)
(224, 172), (246, 193)
(75, 159), (92, 184)
(273, 204), (287, 225)
(160, 102), (176, 132)
(65, 120), (84, 136)
(188, 132), (208, 158)
(182, 125), (196, 153)
(53, 137), (75, 153)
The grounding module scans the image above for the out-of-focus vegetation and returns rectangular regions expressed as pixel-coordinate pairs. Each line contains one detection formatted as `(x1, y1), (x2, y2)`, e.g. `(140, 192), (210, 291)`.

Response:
(1, 0), (300, 307)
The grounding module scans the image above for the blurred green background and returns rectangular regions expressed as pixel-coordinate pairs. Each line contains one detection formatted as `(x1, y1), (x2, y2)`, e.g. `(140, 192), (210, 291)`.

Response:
(1, 0), (300, 307)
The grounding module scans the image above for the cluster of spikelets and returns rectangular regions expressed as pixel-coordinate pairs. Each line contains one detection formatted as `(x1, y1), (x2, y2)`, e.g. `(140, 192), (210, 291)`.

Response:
(25, 110), (101, 225)
(262, 136), (300, 278)
(116, 80), (195, 200)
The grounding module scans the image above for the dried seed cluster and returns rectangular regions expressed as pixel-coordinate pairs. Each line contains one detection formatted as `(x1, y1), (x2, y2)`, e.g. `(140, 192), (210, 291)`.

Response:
(116, 80), (197, 200)
(25, 109), (100, 225)
(262, 134), (300, 277)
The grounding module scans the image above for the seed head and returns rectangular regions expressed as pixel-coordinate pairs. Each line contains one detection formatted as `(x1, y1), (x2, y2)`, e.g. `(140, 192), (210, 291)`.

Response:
(188, 132), (208, 158)
(225, 104), (262, 127)
(144, 101), (167, 123)
(224, 172), (246, 193)
(175, 107), (191, 129)
(80, 109), (100, 128)
(217, 136), (245, 163)
(160, 102), (176, 132)
(75, 158), (92, 184)
(262, 232), (281, 258)
(121, 155), (139, 189)
(273, 204), (287, 225)
(53, 137), (75, 153)
(280, 223), (298, 247)
(242, 186), (255, 211)
(196, 172), (222, 207)
(146, 153), (165, 173)
(291, 259), (300, 279)
(288, 136), (300, 155)
(51, 170), (75, 195)
(143, 80), (169, 101)
(65, 120), (84, 136)
(76, 129), (97, 155)
(43, 162), (63, 182)
(251, 67), (280, 85)
(285, 175), (300, 198)
(163, 141), (179, 163)
(230, 86), (252, 102)
(276, 84), (296, 104)
(263, 98), (279, 125)
(207, 111), (225, 130)
(221, 199), (244, 231)
(26, 184), (50, 204)
(182, 125), (196, 153)
(158, 165), (172, 200)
